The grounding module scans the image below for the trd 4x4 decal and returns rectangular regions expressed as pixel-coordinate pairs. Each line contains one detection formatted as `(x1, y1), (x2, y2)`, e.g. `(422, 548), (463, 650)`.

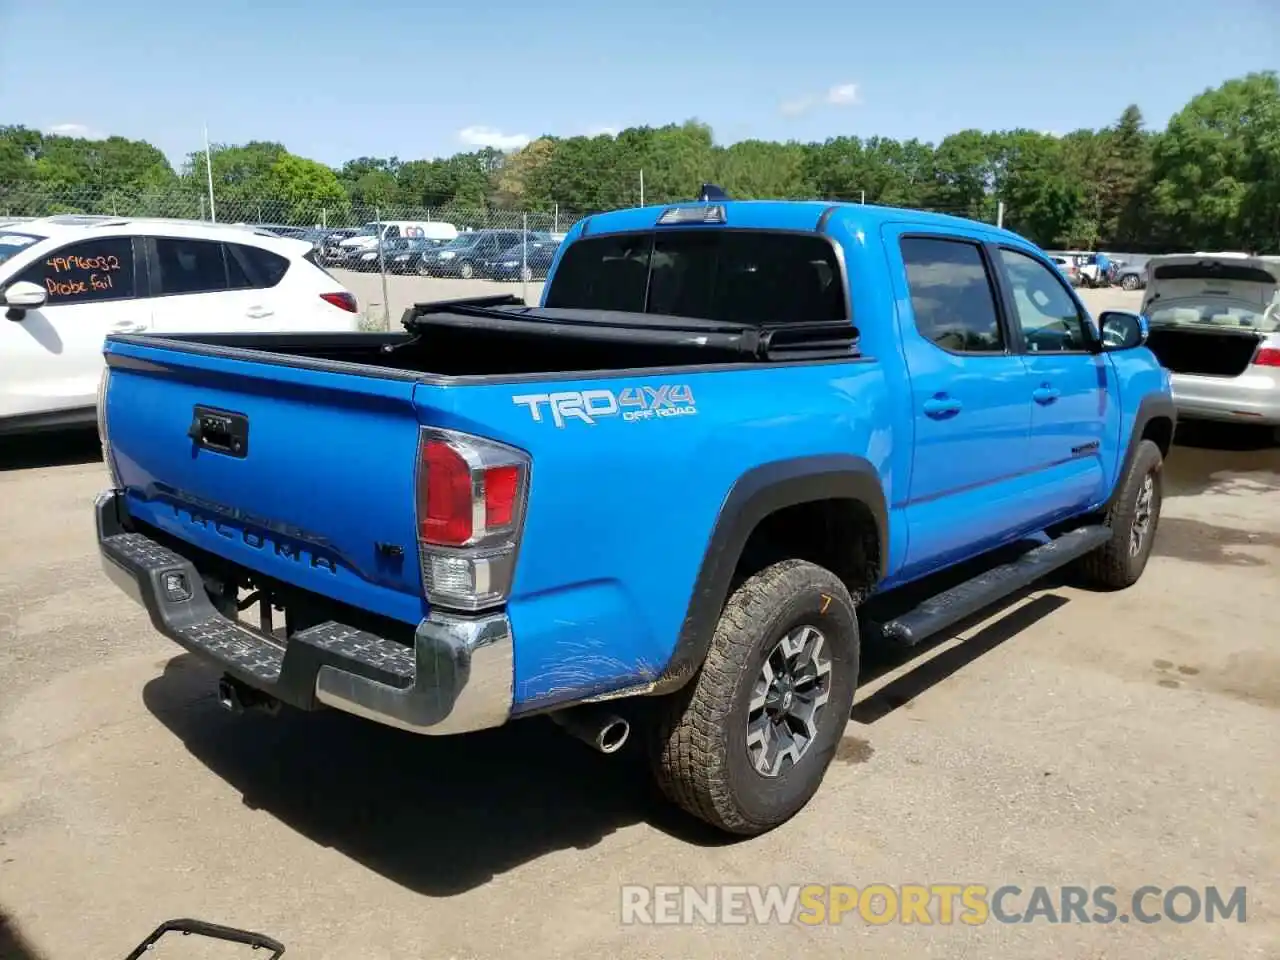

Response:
(512, 385), (697, 427)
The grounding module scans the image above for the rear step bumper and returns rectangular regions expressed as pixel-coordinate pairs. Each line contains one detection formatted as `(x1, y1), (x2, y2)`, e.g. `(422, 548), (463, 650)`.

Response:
(95, 489), (513, 736)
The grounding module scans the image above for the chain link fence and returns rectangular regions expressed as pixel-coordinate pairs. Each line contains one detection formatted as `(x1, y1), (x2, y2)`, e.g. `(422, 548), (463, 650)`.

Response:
(8, 181), (1145, 332)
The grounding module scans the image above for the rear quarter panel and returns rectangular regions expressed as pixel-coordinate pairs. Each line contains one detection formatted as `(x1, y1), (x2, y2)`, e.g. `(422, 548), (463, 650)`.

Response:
(414, 359), (891, 713)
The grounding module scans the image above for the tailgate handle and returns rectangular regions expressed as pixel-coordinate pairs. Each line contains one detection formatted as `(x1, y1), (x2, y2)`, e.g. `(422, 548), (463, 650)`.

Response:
(188, 406), (249, 458)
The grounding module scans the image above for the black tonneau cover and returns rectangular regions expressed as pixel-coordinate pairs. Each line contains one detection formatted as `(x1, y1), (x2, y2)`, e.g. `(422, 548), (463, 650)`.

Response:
(401, 295), (860, 362)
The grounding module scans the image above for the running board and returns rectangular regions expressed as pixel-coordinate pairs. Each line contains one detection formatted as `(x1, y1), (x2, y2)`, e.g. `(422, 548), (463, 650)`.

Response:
(872, 525), (1111, 647)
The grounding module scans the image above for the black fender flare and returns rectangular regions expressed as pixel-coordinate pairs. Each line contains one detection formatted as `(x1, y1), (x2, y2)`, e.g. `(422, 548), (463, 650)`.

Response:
(651, 454), (888, 694)
(1105, 393), (1177, 511)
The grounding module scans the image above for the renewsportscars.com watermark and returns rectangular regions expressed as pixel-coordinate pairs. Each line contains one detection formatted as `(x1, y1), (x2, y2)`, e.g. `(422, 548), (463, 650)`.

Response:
(621, 884), (1248, 926)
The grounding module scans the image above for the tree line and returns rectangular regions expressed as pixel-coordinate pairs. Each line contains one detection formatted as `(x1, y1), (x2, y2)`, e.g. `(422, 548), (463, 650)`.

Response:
(2, 72), (1277, 253)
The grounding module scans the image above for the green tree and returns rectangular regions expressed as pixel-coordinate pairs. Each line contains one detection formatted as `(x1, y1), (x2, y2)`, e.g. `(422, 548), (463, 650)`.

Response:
(1151, 71), (1280, 251)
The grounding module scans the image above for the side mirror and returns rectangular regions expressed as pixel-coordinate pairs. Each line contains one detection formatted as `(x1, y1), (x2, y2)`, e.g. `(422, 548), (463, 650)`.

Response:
(1098, 310), (1148, 351)
(4, 280), (47, 320)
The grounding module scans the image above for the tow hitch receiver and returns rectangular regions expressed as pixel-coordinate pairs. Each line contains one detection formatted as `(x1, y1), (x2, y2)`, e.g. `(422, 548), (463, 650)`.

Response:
(217, 674), (282, 716)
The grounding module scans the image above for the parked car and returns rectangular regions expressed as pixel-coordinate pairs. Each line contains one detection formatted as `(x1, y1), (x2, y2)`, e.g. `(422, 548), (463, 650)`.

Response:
(1051, 256), (1080, 286)
(92, 193), (1173, 836)
(418, 229), (536, 279)
(319, 228), (360, 263)
(336, 220), (458, 257)
(385, 237), (447, 274)
(1140, 253), (1279, 429)
(1114, 259), (1147, 291)
(481, 239), (561, 281)
(0, 215), (359, 435)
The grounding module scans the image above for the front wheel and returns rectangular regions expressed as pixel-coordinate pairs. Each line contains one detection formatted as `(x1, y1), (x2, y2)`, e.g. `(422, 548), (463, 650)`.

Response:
(459, 261), (474, 280)
(1077, 439), (1164, 589)
(1121, 274), (1139, 291)
(649, 559), (860, 836)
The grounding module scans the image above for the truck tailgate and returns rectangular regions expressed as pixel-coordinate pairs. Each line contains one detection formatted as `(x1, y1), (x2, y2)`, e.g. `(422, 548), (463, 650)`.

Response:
(102, 337), (426, 625)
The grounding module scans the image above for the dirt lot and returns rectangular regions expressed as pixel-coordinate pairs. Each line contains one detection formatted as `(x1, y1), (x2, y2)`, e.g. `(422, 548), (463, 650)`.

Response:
(1, 286), (1277, 959)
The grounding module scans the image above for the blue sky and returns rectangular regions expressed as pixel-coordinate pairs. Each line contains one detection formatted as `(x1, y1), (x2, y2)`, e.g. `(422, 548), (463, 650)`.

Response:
(2, 0), (1277, 172)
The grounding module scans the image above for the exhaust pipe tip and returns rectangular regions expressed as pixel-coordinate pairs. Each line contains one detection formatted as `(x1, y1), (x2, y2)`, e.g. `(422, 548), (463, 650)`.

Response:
(597, 717), (630, 754)
(551, 705), (631, 755)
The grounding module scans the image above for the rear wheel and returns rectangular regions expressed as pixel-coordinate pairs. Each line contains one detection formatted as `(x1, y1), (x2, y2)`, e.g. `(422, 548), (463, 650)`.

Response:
(1077, 439), (1164, 589)
(416, 260), (431, 276)
(1121, 273), (1140, 291)
(649, 559), (860, 835)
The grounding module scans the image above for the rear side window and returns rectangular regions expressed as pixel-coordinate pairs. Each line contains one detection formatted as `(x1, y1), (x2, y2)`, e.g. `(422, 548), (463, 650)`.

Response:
(1153, 263), (1274, 284)
(900, 237), (1004, 353)
(545, 230), (846, 324)
(232, 243), (289, 287)
(15, 236), (137, 304)
(150, 238), (290, 295)
(152, 238), (231, 295)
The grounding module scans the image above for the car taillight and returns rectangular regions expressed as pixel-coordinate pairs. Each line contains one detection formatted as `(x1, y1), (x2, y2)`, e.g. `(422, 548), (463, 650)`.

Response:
(414, 427), (530, 611)
(320, 291), (358, 313)
(1253, 346), (1280, 367)
(96, 366), (122, 488)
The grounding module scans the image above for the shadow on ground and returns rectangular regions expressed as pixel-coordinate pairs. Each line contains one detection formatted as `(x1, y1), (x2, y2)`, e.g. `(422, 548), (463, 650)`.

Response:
(0, 910), (45, 960)
(852, 592), (1070, 725)
(142, 656), (735, 898)
(1164, 421), (1280, 498)
(0, 428), (101, 472)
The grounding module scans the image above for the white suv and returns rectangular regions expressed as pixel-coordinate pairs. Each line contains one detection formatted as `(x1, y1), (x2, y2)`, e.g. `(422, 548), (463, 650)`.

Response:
(0, 215), (361, 435)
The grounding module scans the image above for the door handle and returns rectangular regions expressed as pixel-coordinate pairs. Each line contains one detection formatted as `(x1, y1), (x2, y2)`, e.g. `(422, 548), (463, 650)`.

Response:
(922, 394), (963, 419)
(110, 320), (146, 333)
(1033, 384), (1061, 405)
(245, 306), (274, 320)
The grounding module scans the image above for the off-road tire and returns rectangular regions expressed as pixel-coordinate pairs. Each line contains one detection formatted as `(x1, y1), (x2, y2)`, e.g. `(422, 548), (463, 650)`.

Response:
(648, 559), (860, 836)
(1077, 439), (1164, 589)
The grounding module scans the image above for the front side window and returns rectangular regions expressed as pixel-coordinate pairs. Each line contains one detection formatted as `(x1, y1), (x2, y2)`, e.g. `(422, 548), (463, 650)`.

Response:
(545, 230), (846, 324)
(900, 236), (1004, 352)
(14, 236), (136, 304)
(997, 247), (1092, 352)
(0, 231), (46, 268)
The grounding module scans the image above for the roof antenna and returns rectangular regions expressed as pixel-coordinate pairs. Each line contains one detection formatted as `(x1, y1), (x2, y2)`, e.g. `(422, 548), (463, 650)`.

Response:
(697, 183), (729, 202)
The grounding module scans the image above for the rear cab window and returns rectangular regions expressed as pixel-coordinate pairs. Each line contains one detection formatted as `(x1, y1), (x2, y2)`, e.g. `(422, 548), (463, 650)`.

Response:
(545, 229), (846, 324)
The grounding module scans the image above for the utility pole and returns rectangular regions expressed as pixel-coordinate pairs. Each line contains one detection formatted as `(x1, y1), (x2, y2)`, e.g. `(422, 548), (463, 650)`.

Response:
(997, 201), (1005, 229)
(203, 123), (217, 223)
(639, 169), (645, 206)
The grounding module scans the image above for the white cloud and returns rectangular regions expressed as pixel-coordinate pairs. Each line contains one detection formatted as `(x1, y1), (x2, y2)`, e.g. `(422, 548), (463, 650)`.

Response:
(457, 125), (531, 150)
(779, 82), (861, 117)
(44, 122), (105, 139)
(586, 125), (620, 137)
(825, 83), (860, 106)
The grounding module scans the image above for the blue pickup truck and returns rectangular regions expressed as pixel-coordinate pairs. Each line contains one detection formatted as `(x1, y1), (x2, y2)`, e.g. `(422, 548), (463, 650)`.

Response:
(94, 194), (1175, 836)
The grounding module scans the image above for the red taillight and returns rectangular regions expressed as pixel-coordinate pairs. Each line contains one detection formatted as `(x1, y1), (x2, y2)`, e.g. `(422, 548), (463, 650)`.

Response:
(419, 439), (474, 546)
(320, 291), (358, 313)
(414, 428), (531, 611)
(485, 465), (518, 528)
(1253, 346), (1280, 367)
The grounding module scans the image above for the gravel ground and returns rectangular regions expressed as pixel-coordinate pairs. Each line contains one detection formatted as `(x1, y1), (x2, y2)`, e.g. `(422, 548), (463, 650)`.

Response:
(0, 283), (1277, 959)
